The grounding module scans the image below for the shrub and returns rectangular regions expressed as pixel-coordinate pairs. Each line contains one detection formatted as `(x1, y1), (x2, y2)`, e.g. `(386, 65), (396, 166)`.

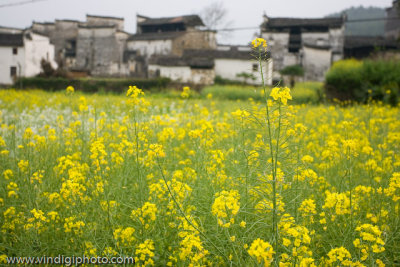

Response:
(325, 59), (400, 105)
(280, 65), (304, 76)
(214, 75), (245, 86)
(325, 59), (364, 101)
(280, 65), (305, 88)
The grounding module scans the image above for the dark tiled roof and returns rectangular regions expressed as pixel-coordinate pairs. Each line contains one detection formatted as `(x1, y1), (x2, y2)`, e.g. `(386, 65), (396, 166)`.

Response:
(303, 43), (331, 50)
(149, 55), (214, 68)
(55, 19), (81, 23)
(78, 25), (116, 29)
(127, 31), (185, 41)
(86, 14), (124, 21)
(117, 30), (130, 35)
(0, 26), (24, 32)
(149, 56), (187, 66)
(32, 21), (55, 26)
(262, 17), (344, 30)
(344, 36), (400, 49)
(186, 57), (214, 68)
(30, 30), (50, 38)
(138, 15), (204, 27)
(183, 47), (270, 60)
(148, 47), (266, 68)
(0, 33), (23, 47)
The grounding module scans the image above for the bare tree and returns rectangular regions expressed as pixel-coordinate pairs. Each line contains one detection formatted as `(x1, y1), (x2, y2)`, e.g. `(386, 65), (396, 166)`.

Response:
(200, 1), (232, 31)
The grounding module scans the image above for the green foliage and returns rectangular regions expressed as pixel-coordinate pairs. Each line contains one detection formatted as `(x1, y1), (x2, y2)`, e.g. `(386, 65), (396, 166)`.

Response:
(214, 75), (245, 85)
(14, 77), (171, 93)
(325, 59), (364, 100)
(236, 72), (257, 84)
(325, 59), (400, 105)
(279, 65), (304, 77)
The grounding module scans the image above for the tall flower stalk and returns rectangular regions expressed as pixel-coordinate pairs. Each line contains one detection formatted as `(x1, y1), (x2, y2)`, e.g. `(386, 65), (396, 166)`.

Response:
(252, 37), (292, 261)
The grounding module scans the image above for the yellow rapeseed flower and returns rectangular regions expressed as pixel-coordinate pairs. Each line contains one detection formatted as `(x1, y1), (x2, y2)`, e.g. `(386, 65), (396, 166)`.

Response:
(251, 38), (267, 49)
(247, 238), (275, 266)
(270, 87), (292, 105)
(66, 86), (74, 94)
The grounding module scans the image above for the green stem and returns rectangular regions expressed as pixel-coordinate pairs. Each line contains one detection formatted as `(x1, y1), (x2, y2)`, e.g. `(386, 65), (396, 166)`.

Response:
(258, 47), (279, 259)
(155, 158), (229, 262)
(132, 107), (142, 204)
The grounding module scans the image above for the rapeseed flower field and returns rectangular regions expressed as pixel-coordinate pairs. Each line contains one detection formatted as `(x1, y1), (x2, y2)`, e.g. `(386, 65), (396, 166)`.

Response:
(1, 40), (399, 266)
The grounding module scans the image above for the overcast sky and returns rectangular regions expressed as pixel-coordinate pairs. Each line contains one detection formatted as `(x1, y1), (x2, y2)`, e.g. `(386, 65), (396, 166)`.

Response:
(0, 0), (393, 44)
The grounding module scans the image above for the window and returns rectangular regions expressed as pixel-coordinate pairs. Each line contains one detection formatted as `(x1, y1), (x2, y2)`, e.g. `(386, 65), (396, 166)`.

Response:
(12, 47), (18, 55)
(289, 28), (301, 53)
(10, 66), (17, 77)
(252, 64), (258, 72)
(65, 40), (76, 57)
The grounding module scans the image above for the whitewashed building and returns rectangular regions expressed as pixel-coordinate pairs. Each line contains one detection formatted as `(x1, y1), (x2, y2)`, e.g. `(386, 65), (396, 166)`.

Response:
(212, 45), (273, 85)
(148, 55), (215, 85)
(124, 14), (217, 78)
(147, 46), (273, 86)
(0, 28), (57, 85)
(261, 15), (345, 81)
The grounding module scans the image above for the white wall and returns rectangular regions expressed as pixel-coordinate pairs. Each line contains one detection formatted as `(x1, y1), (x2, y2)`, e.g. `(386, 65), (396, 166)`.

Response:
(215, 58), (273, 85)
(0, 46), (25, 84)
(127, 39), (172, 58)
(303, 46), (331, 81)
(148, 64), (191, 82)
(261, 32), (290, 72)
(148, 64), (216, 85)
(191, 69), (215, 85)
(24, 32), (57, 77)
(262, 32), (289, 47)
(329, 27), (345, 55)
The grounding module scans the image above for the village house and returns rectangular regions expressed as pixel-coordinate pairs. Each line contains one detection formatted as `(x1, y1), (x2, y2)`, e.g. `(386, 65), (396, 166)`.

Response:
(261, 15), (346, 82)
(129, 15), (273, 85)
(128, 14), (216, 57)
(31, 15), (129, 77)
(148, 54), (215, 85)
(32, 20), (79, 69)
(210, 45), (273, 85)
(148, 45), (272, 85)
(0, 27), (56, 84)
(124, 14), (217, 78)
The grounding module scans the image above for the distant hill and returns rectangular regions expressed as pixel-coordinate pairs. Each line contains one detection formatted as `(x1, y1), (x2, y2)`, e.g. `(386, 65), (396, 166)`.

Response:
(326, 6), (386, 36)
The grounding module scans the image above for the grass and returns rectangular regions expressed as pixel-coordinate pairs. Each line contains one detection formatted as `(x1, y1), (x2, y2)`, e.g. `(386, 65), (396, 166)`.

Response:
(199, 81), (323, 104)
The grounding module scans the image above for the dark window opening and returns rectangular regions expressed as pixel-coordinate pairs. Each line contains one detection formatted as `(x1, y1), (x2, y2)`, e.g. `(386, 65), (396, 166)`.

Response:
(252, 64), (258, 71)
(141, 23), (186, 33)
(12, 47), (18, 55)
(289, 28), (301, 53)
(10, 66), (17, 77)
(65, 40), (76, 57)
